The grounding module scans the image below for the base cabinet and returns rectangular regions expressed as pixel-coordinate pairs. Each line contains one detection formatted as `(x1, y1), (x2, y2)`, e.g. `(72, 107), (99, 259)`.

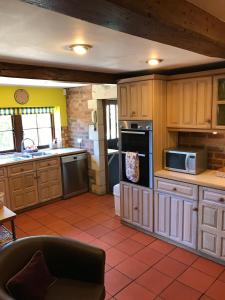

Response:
(120, 182), (153, 232)
(154, 191), (197, 249)
(198, 186), (225, 261)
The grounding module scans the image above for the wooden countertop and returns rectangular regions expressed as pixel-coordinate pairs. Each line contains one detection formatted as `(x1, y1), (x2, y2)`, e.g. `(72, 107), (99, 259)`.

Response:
(155, 169), (225, 191)
(0, 148), (87, 167)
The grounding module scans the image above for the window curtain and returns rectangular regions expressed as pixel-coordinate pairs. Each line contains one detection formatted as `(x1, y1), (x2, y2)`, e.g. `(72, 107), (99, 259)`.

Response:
(0, 107), (54, 115)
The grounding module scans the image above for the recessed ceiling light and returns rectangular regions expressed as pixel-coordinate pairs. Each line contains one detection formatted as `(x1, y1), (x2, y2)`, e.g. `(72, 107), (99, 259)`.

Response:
(69, 44), (92, 55)
(146, 58), (163, 66)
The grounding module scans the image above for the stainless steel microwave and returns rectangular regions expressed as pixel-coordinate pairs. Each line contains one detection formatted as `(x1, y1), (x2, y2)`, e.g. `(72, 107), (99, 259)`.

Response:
(164, 147), (207, 174)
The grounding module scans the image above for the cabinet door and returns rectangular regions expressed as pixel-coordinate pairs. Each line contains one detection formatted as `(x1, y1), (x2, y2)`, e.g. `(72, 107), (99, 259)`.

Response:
(129, 83), (139, 119)
(120, 182), (132, 223)
(118, 84), (129, 120)
(130, 186), (141, 225)
(140, 188), (153, 232)
(198, 201), (219, 257)
(139, 81), (153, 120)
(196, 77), (212, 128)
(167, 81), (182, 127)
(181, 79), (196, 128)
(154, 191), (170, 237)
(0, 179), (10, 208)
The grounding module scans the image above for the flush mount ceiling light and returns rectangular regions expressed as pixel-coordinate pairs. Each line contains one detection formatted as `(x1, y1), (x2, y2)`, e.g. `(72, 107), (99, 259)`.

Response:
(146, 58), (163, 66)
(69, 44), (92, 55)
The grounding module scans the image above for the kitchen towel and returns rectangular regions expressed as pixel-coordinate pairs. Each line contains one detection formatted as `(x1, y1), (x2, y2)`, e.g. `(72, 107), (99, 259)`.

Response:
(125, 152), (140, 183)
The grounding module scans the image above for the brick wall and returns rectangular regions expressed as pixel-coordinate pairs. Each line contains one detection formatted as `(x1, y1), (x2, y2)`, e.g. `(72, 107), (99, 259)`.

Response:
(61, 126), (69, 148)
(66, 86), (94, 153)
(179, 132), (225, 170)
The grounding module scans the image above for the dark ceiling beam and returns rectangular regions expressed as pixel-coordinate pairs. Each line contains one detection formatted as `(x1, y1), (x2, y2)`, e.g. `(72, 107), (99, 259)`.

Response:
(0, 62), (117, 83)
(21, 0), (225, 59)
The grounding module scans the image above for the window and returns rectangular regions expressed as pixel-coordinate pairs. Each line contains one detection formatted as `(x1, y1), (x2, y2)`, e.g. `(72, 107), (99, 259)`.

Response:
(22, 114), (53, 147)
(106, 102), (118, 140)
(0, 116), (14, 152)
(0, 111), (54, 152)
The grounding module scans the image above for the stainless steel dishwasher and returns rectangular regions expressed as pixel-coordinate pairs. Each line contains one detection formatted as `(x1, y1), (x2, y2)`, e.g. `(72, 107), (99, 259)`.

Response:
(61, 153), (89, 198)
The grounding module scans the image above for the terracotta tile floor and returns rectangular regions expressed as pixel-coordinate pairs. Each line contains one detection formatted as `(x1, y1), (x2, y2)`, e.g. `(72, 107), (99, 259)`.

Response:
(5, 192), (225, 299)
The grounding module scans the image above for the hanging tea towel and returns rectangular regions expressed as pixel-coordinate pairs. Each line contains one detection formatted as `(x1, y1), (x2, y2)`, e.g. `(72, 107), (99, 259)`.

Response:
(125, 152), (140, 183)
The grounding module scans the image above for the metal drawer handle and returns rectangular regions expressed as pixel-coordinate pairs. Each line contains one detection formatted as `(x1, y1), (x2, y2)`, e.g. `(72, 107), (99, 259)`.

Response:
(173, 187), (177, 191)
(219, 197), (225, 202)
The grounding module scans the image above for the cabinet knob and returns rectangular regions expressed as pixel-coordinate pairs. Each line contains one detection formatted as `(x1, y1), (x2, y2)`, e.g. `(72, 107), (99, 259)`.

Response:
(132, 111), (135, 115)
(206, 119), (211, 124)
(193, 207), (198, 212)
(133, 206), (138, 210)
(172, 187), (177, 191)
(219, 197), (225, 202)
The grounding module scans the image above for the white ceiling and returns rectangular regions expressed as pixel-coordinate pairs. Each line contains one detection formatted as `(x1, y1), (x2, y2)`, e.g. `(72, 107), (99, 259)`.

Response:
(188, 0), (225, 22)
(0, 0), (223, 74)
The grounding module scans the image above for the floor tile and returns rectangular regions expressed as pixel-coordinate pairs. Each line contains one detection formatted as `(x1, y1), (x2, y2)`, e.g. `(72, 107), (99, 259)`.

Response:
(89, 238), (111, 251)
(106, 248), (128, 267)
(115, 282), (155, 300)
(160, 280), (201, 300)
(192, 257), (224, 278)
(105, 269), (131, 296)
(86, 224), (111, 238)
(72, 232), (95, 243)
(115, 238), (145, 255)
(131, 232), (156, 246)
(168, 247), (198, 265)
(178, 267), (215, 293)
(206, 280), (225, 300)
(100, 231), (127, 246)
(115, 257), (149, 279)
(115, 226), (137, 237)
(218, 270), (225, 283)
(154, 256), (188, 278)
(136, 268), (173, 295)
(73, 218), (97, 230)
(148, 239), (176, 255)
(134, 247), (164, 266)
(103, 218), (122, 230)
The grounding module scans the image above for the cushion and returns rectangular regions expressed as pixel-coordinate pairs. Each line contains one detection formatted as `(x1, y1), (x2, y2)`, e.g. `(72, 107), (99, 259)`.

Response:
(45, 278), (105, 300)
(6, 250), (55, 300)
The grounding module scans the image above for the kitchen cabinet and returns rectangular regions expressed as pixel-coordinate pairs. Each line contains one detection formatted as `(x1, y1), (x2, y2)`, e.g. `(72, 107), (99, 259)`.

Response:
(198, 186), (225, 261)
(8, 164), (38, 211)
(120, 181), (153, 232)
(154, 177), (198, 249)
(37, 157), (62, 202)
(212, 74), (225, 129)
(167, 77), (212, 129)
(118, 81), (153, 120)
(0, 168), (10, 208)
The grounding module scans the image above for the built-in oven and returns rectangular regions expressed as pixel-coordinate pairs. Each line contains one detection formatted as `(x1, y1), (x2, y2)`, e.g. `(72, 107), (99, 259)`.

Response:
(119, 120), (153, 188)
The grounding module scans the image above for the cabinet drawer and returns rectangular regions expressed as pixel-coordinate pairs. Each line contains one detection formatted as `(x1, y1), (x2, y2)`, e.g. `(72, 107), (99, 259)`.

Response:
(154, 177), (198, 200)
(0, 167), (7, 178)
(200, 186), (225, 204)
(36, 157), (59, 169)
(8, 162), (35, 176)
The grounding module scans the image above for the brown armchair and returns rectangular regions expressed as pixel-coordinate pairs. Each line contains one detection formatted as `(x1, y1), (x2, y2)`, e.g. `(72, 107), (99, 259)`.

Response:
(0, 236), (105, 300)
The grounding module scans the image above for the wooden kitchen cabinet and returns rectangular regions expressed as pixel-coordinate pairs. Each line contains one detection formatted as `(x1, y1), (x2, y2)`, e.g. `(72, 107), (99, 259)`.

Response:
(9, 171), (38, 211)
(36, 157), (62, 202)
(0, 168), (10, 208)
(120, 181), (153, 232)
(118, 81), (153, 120)
(198, 186), (225, 260)
(212, 74), (225, 129)
(167, 77), (212, 129)
(154, 177), (198, 249)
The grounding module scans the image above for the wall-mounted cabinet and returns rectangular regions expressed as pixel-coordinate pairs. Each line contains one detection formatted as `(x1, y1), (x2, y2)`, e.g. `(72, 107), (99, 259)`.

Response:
(118, 81), (153, 120)
(212, 75), (225, 129)
(167, 77), (212, 129)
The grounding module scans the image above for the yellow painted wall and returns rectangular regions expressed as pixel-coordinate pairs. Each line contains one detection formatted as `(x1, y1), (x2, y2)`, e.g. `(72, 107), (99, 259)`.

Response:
(0, 86), (67, 126)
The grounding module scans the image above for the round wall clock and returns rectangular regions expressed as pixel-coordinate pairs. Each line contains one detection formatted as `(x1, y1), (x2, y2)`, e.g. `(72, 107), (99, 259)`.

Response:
(14, 89), (29, 105)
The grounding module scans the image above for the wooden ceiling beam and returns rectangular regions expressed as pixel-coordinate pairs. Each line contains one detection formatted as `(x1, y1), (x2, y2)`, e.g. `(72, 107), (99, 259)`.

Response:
(21, 0), (225, 59)
(0, 62), (117, 83)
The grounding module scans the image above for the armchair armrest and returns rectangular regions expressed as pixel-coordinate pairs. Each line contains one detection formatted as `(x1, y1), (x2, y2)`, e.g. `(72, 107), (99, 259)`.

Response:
(43, 237), (105, 284)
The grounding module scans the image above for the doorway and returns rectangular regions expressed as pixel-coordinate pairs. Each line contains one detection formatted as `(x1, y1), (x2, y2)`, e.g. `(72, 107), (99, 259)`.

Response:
(103, 99), (119, 193)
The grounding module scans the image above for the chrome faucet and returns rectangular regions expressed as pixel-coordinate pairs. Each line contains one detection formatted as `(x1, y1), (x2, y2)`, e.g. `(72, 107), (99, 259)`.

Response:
(21, 138), (35, 153)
